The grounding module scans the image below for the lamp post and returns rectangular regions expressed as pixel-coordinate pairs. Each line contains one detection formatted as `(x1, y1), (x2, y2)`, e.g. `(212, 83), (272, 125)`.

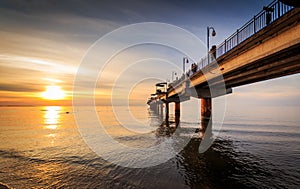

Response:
(183, 57), (189, 79)
(207, 26), (216, 64)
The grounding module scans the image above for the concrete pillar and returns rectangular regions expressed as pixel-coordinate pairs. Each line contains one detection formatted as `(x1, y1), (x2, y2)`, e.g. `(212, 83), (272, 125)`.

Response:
(150, 102), (157, 112)
(159, 103), (163, 115)
(156, 103), (159, 114)
(201, 98), (212, 120)
(201, 98), (212, 138)
(175, 102), (180, 116)
(165, 102), (169, 122)
(175, 102), (180, 127)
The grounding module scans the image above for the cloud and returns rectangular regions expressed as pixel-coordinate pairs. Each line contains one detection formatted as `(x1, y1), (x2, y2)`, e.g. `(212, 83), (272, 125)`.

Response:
(0, 0), (297, 107)
(0, 54), (78, 74)
(0, 83), (42, 92)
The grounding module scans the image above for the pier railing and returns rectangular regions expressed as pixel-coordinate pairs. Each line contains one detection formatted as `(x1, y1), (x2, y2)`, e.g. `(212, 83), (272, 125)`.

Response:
(170, 0), (294, 89)
(216, 0), (294, 57)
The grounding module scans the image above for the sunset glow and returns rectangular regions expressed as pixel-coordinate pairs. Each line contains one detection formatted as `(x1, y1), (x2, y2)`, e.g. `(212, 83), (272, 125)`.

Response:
(0, 0), (298, 108)
(41, 86), (66, 100)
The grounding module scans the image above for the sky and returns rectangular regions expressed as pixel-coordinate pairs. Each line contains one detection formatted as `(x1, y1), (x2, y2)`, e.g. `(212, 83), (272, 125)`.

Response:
(0, 0), (299, 107)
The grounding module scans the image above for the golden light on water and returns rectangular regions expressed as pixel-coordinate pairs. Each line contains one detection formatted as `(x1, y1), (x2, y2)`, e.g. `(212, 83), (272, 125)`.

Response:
(44, 106), (61, 130)
(41, 86), (66, 100)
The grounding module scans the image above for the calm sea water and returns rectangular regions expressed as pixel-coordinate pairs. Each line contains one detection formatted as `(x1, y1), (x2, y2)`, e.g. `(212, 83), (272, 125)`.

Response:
(0, 105), (299, 188)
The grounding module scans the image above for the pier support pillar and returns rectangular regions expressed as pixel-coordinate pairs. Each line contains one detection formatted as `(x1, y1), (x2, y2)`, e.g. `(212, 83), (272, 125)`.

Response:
(175, 102), (180, 127)
(201, 98), (211, 120)
(175, 102), (180, 117)
(159, 103), (163, 115)
(150, 102), (156, 112)
(201, 98), (212, 137)
(165, 102), (169, 121)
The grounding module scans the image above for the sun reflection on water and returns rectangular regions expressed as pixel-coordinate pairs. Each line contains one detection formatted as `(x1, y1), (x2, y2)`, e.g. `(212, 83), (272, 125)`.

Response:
(44, 106), (61, 130)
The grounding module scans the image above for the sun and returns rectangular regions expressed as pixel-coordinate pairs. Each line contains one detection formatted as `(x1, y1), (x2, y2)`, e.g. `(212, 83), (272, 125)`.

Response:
(41, 86), (66, 100)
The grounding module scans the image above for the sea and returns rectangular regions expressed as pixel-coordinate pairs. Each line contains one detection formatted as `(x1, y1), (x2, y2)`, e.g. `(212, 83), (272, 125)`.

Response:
(0, 104), (299, 188)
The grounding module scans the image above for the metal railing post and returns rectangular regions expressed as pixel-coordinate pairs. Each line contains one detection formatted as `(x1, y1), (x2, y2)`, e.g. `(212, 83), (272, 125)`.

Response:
(277, 0), (280, 18)
(253, 15), (256, 33)
(237, 29), (239, 44)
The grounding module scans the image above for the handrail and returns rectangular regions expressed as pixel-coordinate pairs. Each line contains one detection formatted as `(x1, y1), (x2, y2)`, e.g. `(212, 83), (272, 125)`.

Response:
(169, 0), (294, 89)
(216, 0), (293, 57)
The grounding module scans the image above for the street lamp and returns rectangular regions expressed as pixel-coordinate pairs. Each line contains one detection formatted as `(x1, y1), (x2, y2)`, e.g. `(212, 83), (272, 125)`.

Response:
(207, 26), (216, 64)
(183, 57), (189, 79)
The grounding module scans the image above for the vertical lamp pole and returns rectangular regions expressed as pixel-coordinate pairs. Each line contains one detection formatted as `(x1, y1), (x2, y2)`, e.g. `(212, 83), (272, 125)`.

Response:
(183, 57), (189, 79)
(207, 26), (216, 64)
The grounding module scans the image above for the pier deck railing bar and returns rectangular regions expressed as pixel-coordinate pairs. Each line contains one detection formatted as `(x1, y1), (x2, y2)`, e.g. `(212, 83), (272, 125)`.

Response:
(216, 0), (293, 57)
(170, 0), (293, 89)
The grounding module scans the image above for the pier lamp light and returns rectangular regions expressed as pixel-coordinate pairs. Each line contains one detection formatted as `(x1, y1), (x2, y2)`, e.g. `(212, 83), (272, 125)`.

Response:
(207, 26), (216, 64)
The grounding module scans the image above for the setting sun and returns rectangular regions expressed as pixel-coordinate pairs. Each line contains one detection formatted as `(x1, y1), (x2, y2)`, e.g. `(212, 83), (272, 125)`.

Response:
(41, 86), (66, 100)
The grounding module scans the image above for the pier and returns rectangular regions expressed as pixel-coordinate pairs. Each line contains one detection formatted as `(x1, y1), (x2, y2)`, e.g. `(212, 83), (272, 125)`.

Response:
(147, 0), (300, 133)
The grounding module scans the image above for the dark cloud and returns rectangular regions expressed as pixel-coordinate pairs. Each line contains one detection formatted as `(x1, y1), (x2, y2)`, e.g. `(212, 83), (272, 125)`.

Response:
(0, 83), (42, 92)
(0, 66), (65, 93)
(0, 0), (272, 23)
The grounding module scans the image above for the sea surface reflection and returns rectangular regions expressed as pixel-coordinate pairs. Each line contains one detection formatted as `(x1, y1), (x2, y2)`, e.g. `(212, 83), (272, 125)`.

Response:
(0, 106), (299, 188)
(44, 106), (61, 130)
